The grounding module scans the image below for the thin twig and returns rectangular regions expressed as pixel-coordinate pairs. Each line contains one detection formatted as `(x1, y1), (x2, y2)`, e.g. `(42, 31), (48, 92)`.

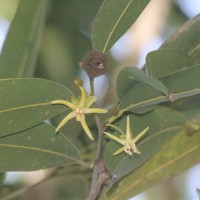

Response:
(88, 160), (110, 200)
(89, 78), (95, 96)
(88, 116), (104, 199)
(197, 188), (200, 200)
(88, 78), (110, 200)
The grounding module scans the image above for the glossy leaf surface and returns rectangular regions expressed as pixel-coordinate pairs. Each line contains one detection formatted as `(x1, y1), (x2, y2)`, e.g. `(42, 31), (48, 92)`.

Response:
(146, 49), (195, 78)
(0, 123), (81, 171)
(92, 0), (150, 53)
(118, 65), (200, 113)
(161, 14), (200, 63)
(0, 78), (73, 137)
(0, 0), (47, 78)
(117, 67), (168, 97)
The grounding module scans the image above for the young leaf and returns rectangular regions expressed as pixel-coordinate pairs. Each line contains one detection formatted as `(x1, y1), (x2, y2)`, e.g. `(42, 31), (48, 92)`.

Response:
(105, 117), (200, 200)
(0, 123), (82, 171)
(104, 107), (185, 181)
(0, 0), (48, 78)
(118, 64), (200, 114)
(0, 78), (73, 137)
(128, 67), (168, 96)
(92, 0), (150, 53)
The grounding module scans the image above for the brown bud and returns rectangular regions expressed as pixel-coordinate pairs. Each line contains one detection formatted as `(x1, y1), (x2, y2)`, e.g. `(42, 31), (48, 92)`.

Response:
(79, 50), (109, 79)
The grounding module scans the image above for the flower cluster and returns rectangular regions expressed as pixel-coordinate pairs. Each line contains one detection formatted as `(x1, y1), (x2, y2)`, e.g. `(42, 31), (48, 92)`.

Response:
(104, 116), (149, 155)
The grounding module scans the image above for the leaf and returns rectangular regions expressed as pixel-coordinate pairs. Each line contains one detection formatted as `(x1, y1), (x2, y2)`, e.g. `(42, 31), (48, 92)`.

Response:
(171, 95), (200, 119)
(104, 107), (185, 180)
(161, 14), (200, 63)
(146, 49), (195, 78)
(0, 123), (81, 172)
(105, 118), (200, 200)
(117, 67), (139, 100)
(127, 67), (168, 95)
(0, 0), (48, 78)
(118, 64), (200, 113)
(92, 0), (150, 53)
(0, 78), (73, 137)
(0, 173), (5, 185)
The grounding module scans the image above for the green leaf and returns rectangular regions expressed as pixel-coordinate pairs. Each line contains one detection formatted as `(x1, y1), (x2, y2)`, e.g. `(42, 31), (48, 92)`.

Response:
(104, 107), (185, 180)
(0, 123), (81, 171)
(92, 0), (150, 53)
(117, 67), (141, 100)
(0, 173), (5, 185)
(161, 14), (200, 64)
(146, 49), (195, 78)
(0, 0), (48, 78)
(126, 67), (168, 95)
(172, 95), (200, 119)
(118, 64), (200, 113)
(105, 118), (200, 200)
(0, 78), (73, 137)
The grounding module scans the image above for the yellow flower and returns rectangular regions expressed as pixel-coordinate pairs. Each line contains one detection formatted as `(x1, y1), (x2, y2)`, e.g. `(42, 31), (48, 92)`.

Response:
(104, 116), (149, 155)
(51, 86), (108, 140)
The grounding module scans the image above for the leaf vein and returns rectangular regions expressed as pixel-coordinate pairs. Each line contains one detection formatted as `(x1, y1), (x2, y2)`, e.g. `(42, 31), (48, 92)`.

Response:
(123, 88), (200, 112)
(102, 0), (132, 53)
(0, 102), (51, 114)
(116, 144), (200, 198)
(0, 143), (75, 161)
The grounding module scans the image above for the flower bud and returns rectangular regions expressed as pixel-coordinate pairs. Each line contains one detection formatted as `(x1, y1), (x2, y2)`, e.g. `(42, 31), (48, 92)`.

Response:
(79, 50), (108, 79)
(73, 79), (83, 87)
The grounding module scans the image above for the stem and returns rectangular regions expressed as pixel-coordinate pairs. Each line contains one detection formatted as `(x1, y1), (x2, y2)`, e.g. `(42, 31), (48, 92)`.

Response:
(90, 78), (95, 96)
(88, 78), (110, 200)
(106, 110), (123, 124)
(88, 116), (104, 199)
(197, 188), (200, 200)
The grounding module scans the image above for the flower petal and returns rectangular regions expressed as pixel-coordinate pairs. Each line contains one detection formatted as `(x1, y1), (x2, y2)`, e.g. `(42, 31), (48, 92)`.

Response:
(104, 132), (124, 145)
(134, 148), (141, 154)
(80, 117), (94, 140)
(126, 115), (132, 139)
(84, 108), (108, 114)
(79, 86), (87, 108)
(113, 147), (125, 155)
(133, 126), (149, 143)
(85, 96), (97, 108)
(70, 96), (79, 105)
(106, 123), (124, 135)
(55, 111), (76, 132)
(51, 100), (76, 110)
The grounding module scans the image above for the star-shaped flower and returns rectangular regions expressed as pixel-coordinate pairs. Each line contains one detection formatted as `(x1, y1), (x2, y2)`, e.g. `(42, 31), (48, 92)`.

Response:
(51, 86), (108, 140)
(104, 116), (149, 155)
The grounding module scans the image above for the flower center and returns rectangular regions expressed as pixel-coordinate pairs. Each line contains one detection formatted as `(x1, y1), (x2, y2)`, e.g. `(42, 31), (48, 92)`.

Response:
(75, 108), (84, 121)
(124, 141), (137, 155)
